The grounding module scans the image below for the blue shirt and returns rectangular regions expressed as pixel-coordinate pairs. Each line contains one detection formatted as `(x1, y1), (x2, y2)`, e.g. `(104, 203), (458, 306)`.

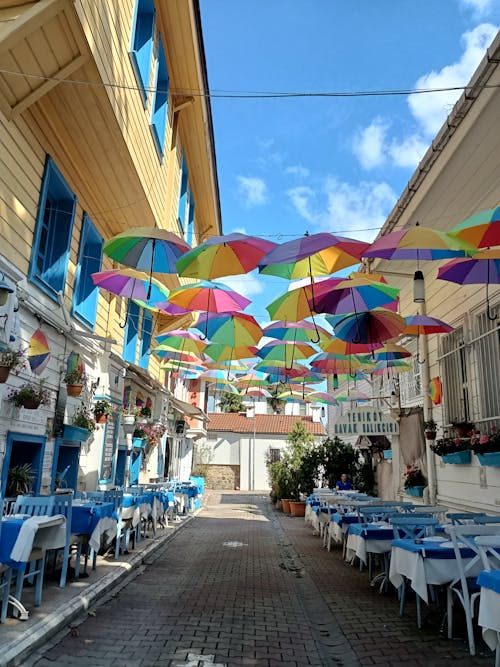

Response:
(336, 480), (353, 490)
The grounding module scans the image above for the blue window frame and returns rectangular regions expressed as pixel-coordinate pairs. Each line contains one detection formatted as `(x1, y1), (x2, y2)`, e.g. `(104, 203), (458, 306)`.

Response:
(29, 156), (77, 301)
(151, 35), (170, 157)
(123, 301), (140, 364)
(186, 188), (195, 246)
(3, 432), (46, 496)
(72, 214), (103, 329)
(178, 156), (188, 232)
(130, 0), (155, 104)
(139, 309), (153, 369)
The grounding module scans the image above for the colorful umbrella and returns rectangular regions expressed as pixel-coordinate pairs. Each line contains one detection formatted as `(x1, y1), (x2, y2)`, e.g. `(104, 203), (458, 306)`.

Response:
(28, 328), (50, 375)
(240, 387), (272, 399)
(256, 340), (317, 365)
(167, 281), (251, 320)
(374, 343), (412, 361)
(402, 315), (454, 336)
(320, 337), (382, 355)
(195, 312), (262, 347)
(205, 360), (250, 372)
(91, 268), (170, 303)
(330, 309), (406, 345)
(449, 206), (500, 248)
(372, 360), (412, 375)
(204, 343), (258, 363)
(277, 389), (309, 402)
(153, 330), (207, 357)
(262, 320), (331, 343)
(334, 390), (371, 402)
(310, 353), (365, 374)
(305, 391), (337, 405)
(363, 223), (474, 261)
(437, 248), (500, 320)
(103, 227), (190, 297)
(199, 369), (236, 384)
(176, 233), (277, 279)
(312, 277), (399, 315)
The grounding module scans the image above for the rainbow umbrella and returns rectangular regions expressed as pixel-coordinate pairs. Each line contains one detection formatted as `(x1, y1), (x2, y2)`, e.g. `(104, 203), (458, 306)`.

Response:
(262, 320), (331, 343)
(153, 330), (207, 357)
(235, 371), (270, 390)
(209, 382), (239, 395)
(240, 387), (272, 399)
(277, 389), (310, 402)
(306, 391), (338, 405)
(195, 312), (262, 347)
(256, 340), (317, 364)
(449, 206), (500, 248)
(91, 268), (170, 303)
(28, 328), (50, 375)
(103, 227), (190, 298)
(374, 343), (412, 361)
(310, 353), (365, 375)
(176, 233), (277, 279)
(205, 360), (250, 372)
(312, 277), (399, 315)
(402, 315), (454, 336)
(167, 280), (251, 317)
(199, 369), (236, 384)
(437, 248), (500, 320)
(204, 343), (258, 363)
(254, 361), (308, 380)
(320, 337), (382, 355)
(372, 360), (412, 375)
(334, 390), (371, 402)
(330, 309), (406, 345)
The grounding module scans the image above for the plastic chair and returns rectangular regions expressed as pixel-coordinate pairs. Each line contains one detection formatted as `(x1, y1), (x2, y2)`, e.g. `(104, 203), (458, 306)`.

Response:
(51, 494), (72, 588)
(444, 524), (500, 656)
(447, 512), (487, 525)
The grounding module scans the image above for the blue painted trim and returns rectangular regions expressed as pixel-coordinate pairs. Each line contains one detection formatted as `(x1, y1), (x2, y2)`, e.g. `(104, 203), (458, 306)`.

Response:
(98, 413), (120, 485)
(150, 34), (169, 159)
(177, 155), (188, 232)
(139, 309), (153, 369)
(51, 438), (81, 492)
(129, 0), (155, 106)
(123, 301), (140, 363)
(2, 432), (46, 495)
(186, 191), (195, 246)
(71, 214), (103, 330)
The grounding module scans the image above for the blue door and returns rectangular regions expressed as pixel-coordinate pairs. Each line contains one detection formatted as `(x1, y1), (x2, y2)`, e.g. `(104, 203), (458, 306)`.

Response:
(115, 448), (127, 487)
(129, 450), (142, 485)
(2, 433), (46, 496)
(53, 440), (81, 491)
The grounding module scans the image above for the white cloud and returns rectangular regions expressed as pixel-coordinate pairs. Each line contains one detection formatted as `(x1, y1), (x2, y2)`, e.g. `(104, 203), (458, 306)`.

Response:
(287, 186), (318, 223)
(230, 226), (247, 235)
(221, 272), (264, 298)
(352, 118), (388, 169)
(285, 164), (310, 178)
(237, 176), (268, 207)
(408, 23), (498, 135)
(459, 0), (495, 17)
(388, 134), (429, 168)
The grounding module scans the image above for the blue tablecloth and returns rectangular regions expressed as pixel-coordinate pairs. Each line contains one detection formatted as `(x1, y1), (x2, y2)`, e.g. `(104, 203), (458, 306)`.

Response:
(478, 570), (500, 593)
(331, 512), (359, 527)
(0, 517), (25, 569)
(71, 502), (115, 536)
(349, 523), (394, 540)
(174, 486), (198, 498)
(391, 537), (476, 560)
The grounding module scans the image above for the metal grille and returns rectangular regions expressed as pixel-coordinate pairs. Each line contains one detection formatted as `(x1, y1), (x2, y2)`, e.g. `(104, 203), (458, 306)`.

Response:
(269, 448), (281, 463)
(474, 306), (500, 420)
(399, 357), (422, 405)
(440, 327), (471, 423)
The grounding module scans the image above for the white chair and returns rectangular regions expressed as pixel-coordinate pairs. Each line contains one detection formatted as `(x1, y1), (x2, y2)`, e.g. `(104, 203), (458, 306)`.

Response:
(475, 535), (500, 667)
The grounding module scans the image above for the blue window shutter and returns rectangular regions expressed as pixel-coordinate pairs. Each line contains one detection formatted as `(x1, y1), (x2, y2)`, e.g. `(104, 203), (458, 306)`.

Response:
(187, 189), (195, 246)
(139, 309), (153, 369)
(123, 301), (140, 364)
(29, 156), (76, 301)
(130, 0), (155, 103)
(72, 214), (103, 329)
(151, 35), (170, 157)
(178, 156), (188, 232)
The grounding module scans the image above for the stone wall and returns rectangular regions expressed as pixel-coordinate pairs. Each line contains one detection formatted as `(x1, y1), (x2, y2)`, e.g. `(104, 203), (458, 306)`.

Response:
(204, 465), (240, 490)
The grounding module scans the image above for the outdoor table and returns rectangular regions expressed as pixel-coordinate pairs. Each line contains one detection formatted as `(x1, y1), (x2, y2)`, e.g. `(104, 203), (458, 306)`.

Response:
(345, 522), (394, 566)
(0, 515), (67, 569)
(71, 501), (116, 552)
(327, 512), (360, 551)
(389, 536), (478, 603)
(477, 570), (500, 654)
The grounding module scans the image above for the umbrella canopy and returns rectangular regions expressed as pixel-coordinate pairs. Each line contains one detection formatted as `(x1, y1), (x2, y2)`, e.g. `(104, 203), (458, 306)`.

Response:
(449, 206), (500, 248)
(334, 390), (371, 402)
(310, 353), (365, 374)
(313, 277), (399, 315)
(306, 391), (337, 405)
(204, 343), (258, 362)
(259, 232), (369, 279)
(205, 360), (251, 372)
(176, 233), (277, 279)
(253, 361), (308, 379)
(167, 280), (251, 314)
(330, 309), (406, 344)
(262, 319), (331, 342)
(277, 389), (310, 402)
(199, 369), (236, 384)
(28, 328), (50, 375)
(402, 315), (454, 336)
(364, 223), (473, 260)
(374, 343), (412, 361)
(195, 312), (262, 347)
(153, 330), (207, 357)
(256, 340), (317, 363)
(240, 387), (272, 399)
(320, 337), (382, 355)
(91, 268), (171, 303)
(235, 371), (270, 388)
(372, 360), (413, 375)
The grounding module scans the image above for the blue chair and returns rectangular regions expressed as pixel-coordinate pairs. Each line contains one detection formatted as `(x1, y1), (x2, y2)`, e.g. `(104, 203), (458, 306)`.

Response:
(86, 489), (125, 565)
(447, 512), (487, 525)
(473, 515), (500, 525)
(51, 494), (72, 588)
(0, 499), (13, 623)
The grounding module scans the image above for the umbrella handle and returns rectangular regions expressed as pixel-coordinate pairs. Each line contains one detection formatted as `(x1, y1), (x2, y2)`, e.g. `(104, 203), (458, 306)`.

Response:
(119, 299), (130, 329)
(486, 278), (498, 321)
(416, 353), (425, 365)
(285, 330), (297, 371)
(147, 239), (156, 300)
(305, 288), (321, 344)
(199, 293), (211, 340)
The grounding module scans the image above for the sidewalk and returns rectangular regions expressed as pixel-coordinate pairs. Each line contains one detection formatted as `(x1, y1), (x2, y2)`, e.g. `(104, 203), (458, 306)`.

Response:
(0, 513), (195, 667)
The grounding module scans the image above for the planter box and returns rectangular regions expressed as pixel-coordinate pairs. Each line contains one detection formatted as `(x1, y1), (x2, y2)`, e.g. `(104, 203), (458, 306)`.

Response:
(289, 501), (306, 517)
(405, 486), (425, 497)
(383, 450), (393, 459)
(442, 450), (471, 464)
(281, 499), (291, 514)
(476, 451), (500, 467)
(63, 424), (91, 442)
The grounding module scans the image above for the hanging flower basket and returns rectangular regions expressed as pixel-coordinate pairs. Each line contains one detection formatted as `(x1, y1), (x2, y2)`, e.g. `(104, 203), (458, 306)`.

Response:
(63, 424), (91, 442)
(0, 365), (11, 383)
(7, 381), (50, 410)
(66, 384), (83, 397)
(442, 450), (471, 464)
(22, 397), (42, 410)
(405, 486), (425, 497)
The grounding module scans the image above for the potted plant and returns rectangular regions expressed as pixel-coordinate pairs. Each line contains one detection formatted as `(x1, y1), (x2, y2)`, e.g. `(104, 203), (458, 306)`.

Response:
(6, 463), (33, 497)
(64, 405), (95, 442)
(424, 418), (437, 440)
(94, 399), (113, 424)
(403, 464), (426, 496)
(0, 346), (25, 383)
(64, 368), (86, 397)
(139, 405), (152, 419)
(132, 426), (147, 448)
(471, 426), (500, 466)
(430, 436), (471, 464)
(7, 381), (51, 409)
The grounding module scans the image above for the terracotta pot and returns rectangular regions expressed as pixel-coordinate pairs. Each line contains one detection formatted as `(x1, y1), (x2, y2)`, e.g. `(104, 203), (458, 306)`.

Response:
(425, 431), (437, 440)
(22, 398), (41, 410)
(95, 413), (107, 424)
(289, 501), (306, 517)
(0, 365), (11, 383)
(67, 384), (83, 397)
(281, 498), (291, 514)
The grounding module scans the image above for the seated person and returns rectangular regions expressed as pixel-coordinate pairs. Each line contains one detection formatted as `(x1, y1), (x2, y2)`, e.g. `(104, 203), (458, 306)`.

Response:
(335, 473), (353, 491)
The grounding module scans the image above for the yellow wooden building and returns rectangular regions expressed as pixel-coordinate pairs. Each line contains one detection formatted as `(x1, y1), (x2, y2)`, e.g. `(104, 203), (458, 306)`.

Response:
(0, 0), (220, 493)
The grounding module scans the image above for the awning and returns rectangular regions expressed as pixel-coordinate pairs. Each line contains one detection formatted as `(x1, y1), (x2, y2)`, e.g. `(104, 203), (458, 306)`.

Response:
(168, 396), (209, 421)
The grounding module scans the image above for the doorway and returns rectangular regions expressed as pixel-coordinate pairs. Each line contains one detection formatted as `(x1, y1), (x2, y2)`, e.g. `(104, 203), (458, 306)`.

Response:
(2, 432), (46, 496)
(52, 440), (81, 491)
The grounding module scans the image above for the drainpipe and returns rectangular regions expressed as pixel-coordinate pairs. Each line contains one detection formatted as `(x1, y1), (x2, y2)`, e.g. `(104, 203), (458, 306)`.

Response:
(419, 301), (437, 504)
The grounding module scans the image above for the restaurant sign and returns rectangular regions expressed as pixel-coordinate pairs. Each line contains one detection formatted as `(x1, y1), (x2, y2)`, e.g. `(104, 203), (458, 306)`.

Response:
(333, 408), (399, 436)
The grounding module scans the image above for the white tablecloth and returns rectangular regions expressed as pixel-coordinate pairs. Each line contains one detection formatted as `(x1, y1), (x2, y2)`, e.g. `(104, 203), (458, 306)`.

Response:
(345, 526), (393, 565)
(478, 584), (500, 651)
(10, 515), (66, 563)
(88, 516), (117, 552)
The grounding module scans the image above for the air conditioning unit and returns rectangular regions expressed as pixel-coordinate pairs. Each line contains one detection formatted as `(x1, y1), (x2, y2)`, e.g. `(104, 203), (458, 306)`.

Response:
(175, 419), (187, 435)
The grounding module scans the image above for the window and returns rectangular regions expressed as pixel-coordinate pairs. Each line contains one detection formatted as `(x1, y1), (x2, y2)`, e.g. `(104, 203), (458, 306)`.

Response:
(130, 0), (155, 103)
(151, 35), (170, 157)
(29, 156), (77, 300)
(440, 327), (471, 423)
(178, 155), (188, 232)
(186, 188), (195, 246)
(72, 215), (103, 329)
(269, 448), (281, 463)
(139, 309), (153, 369)
(123, 301), (140, 364)
(475, 306), (500, 420)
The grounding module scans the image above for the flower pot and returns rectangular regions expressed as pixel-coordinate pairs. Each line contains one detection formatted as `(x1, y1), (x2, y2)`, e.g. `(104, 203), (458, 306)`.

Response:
(425, 431), (437, 440)
(132, 437), (147, 449)
(289, 501), (306, 517)
(22, 397), (41, 410)
(0, 365), (11, 383)
(95, 413), (107, 424)
(442, 450), (471, 464)
(66, 384), (83, 397)
(405, 486), (425, 497)
(475, 451), (500, 467)
(123, 414), (136, 425)
(281, 498), (291, 514)
(63, 424), (91, 442)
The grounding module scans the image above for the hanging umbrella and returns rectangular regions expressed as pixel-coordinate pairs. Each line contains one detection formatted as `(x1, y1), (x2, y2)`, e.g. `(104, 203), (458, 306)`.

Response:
(320, 337), (382, 355)
(199, 369), (236, 384)
(28, 328), (51, 375)
(312, 277), (399, 315)
(262, 320), (331, 343)
(204, 343), (258, 363)
(205, 360), (251, 372)
(334, 390), (371, 402)
(240, 387), (272, 399)
(372, 360), (412, 375)
(402, 315), (454, 336)
(153, 330), (207, 357)
(310, 353), (365, 374)
(254, 361), (307, 379)
(448, 206), (500, 248)
(305, 391), (338, 405)
(91, 268), (170, 303)
(437, 248), (500, 320)
(176, 233), (277, 279)
(374, 343), (412, 361)
(277, 389), (309, 402)
(195, 312), (262, 347)
(209, 382), (239, 395)
(235, 371), (270, 390)
(330, 309), (406, 344)
(256, 340), (317, 365)
(103, 227), (190, 298)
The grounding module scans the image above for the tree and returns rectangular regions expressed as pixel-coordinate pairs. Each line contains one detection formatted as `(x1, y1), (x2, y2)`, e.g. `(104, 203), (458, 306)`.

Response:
(285, 420), (318, 499)
(218, 391), (244, 413)
(318, 436), (360, 489)
(266, 386), (285, 414)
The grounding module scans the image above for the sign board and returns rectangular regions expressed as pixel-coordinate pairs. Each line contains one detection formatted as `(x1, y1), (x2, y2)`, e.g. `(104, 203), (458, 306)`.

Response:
(99, 412), (119, 483)
(333, 408), (399, 436)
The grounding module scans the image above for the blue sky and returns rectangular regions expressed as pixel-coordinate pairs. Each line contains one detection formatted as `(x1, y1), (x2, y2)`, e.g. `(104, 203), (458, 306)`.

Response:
(199, 0), (500, 325)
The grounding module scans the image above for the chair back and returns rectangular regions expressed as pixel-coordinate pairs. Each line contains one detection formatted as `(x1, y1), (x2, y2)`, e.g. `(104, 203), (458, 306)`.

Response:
(444, 525), (500, 587)
(390, 516), (440, 539)
(474, 535), (500, 571)
(51, 494), (73, 542)
(473, 515), (500, 525)
(357, 505), (399, 523)
(447, 512), (487, 525)
(410, 504), (448, 518)
(125, 486), (144, 496)
(13, 495), (55, 516)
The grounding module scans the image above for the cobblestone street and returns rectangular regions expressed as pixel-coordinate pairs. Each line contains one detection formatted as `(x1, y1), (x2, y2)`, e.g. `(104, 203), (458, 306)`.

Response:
(27, 492), (494, 667)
